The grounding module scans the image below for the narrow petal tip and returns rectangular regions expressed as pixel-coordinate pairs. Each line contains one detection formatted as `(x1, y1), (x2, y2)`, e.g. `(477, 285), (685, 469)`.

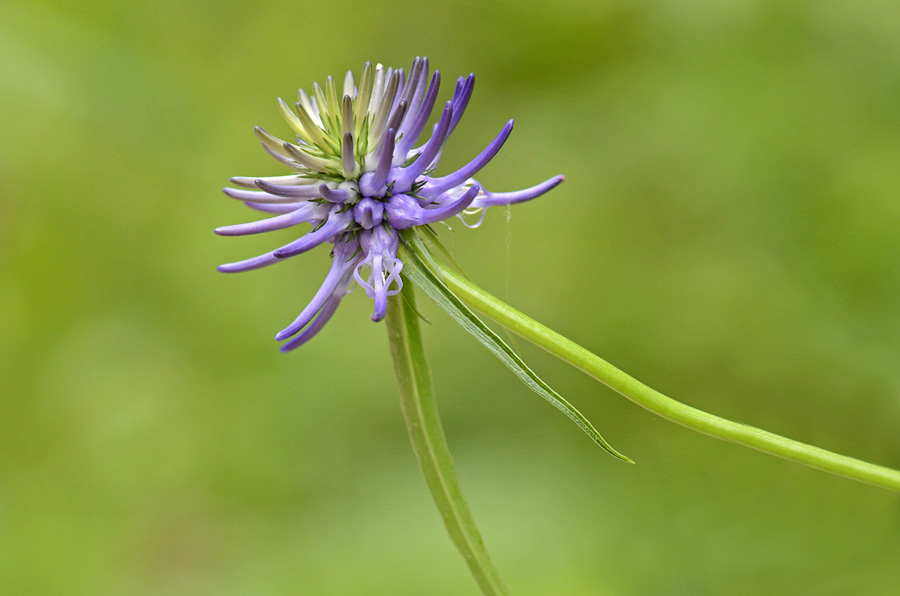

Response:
(229, 177), (254, 188)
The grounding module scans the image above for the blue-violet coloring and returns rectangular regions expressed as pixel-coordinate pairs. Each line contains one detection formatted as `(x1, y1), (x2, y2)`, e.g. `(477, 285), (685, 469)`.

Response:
(217, 57), (563, 351)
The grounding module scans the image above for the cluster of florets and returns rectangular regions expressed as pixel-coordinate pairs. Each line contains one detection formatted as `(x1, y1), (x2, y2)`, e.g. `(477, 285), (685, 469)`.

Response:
(217, 57), (563, 351)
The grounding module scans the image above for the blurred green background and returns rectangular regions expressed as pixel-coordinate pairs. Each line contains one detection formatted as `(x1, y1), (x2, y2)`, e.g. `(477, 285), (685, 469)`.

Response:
(2, 0), (900, 594)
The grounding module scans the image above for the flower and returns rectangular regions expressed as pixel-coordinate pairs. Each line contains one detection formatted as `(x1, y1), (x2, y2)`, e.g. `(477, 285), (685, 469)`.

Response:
(217, 57), (563, 351)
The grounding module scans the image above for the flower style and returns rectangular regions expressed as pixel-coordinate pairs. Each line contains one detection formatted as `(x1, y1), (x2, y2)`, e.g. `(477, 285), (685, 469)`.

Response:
(217, 57), (563, 351)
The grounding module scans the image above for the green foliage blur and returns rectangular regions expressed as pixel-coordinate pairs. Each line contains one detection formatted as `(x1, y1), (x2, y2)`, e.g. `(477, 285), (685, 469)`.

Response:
(2, 0), (899, 594)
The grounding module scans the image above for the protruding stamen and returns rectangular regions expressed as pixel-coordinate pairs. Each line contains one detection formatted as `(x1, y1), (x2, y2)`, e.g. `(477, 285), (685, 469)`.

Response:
(369, 253), (388, 321)
(352, 227), (401, 322)
(422, 120), (513, 197)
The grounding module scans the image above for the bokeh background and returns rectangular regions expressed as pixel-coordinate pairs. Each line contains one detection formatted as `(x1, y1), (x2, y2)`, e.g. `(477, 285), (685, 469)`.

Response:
(2, 0), (900, 594)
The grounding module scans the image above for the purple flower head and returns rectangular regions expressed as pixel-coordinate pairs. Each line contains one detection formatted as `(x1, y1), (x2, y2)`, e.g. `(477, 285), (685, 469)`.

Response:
(217, 57), (564, 351)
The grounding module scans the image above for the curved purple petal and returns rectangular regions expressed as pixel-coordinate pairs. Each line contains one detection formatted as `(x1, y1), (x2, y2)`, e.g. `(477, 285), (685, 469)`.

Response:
(391, 67), (408, 114)
(382, 194), (421, 229)
(230, 175), (315, 189)
(254, 179), (323, 198)
(394, 71), (441, 160)
(217, 251), (282, 274)
(448, 74), (474, 136)
(417, 184), (481, 224)
(385, 185), (480, 229)
(318, 184), (353, 203)
(278, 270), (354, 352)
(217, 59), (567, 352)
(275, 242), (359, 340)
(471, 175), (565, 208)
(273, 210), (351, 259)
(244, 202), (308, 214)
(215, 203), (320, 236)
(360, 128), (396, 196)
(223, 187), (307, 204)
(393, 102), (454, 192)
(420, 120), (513, 198)
(397, 57), (429, 138)
(262, 144), (298, 169)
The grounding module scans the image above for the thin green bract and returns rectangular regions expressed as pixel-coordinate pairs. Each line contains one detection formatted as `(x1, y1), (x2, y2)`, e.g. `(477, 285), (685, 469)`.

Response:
(399, 232), (631, 463)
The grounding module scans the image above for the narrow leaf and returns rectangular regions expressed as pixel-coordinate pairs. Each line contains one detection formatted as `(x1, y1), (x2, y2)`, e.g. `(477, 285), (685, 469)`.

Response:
(399, 232), (632, 462)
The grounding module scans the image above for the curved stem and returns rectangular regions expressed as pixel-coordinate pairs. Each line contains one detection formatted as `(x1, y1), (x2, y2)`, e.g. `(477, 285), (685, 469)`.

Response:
(438, 264), (900, 493)
(385, 284), (511, 595)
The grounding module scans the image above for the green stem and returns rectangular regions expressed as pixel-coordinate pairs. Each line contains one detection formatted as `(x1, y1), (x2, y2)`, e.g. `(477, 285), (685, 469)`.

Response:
(438, 264), (900, 493)
(385, 284), (511, 595)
